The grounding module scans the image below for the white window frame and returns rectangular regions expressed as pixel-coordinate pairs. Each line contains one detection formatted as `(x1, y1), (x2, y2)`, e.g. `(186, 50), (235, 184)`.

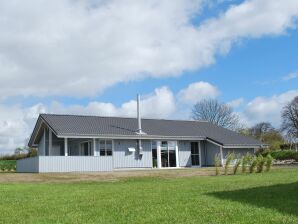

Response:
(99, 139), (113, 156)
(191, 141), (201, 167)
(152, 140), (179, 168)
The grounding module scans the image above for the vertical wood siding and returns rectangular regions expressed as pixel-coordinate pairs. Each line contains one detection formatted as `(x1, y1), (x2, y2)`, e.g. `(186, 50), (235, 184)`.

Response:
(113, 139), (152, 169)
(205, 141), (220, 166)
(223, 148), (254, 158)
(38, 156), (113, 172)
(16, 157), (39, 173)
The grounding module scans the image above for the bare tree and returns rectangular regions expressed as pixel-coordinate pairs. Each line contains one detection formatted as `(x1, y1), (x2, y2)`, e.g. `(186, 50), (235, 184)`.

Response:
(248, 122), (275, 140)
(281, 96), (298, 145)
(192, 99), (241, 130)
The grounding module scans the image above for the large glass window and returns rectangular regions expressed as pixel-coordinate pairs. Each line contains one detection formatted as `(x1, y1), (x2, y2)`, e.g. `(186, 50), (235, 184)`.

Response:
(191, 142), (200, 166)
(99, 140), (113, 156)
(161, 141), (177, 168)
(152, 141), (157, 168)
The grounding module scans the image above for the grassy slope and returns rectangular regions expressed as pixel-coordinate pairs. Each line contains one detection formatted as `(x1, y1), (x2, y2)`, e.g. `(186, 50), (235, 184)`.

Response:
(0, 168), (298, 224)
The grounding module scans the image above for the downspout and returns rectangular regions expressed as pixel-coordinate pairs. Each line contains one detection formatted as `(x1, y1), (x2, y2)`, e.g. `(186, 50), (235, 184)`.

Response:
(136, 94), (146, 154)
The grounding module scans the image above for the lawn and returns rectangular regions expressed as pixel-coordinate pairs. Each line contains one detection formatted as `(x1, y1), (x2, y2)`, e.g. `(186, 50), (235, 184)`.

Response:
(0, 167), (297, 224)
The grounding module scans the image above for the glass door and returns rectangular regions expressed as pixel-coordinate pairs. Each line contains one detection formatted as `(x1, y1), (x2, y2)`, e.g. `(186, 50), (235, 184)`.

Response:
(161, 141), (168, 167)
(161, 141), (177, 167)
(191, 142), (200, 166)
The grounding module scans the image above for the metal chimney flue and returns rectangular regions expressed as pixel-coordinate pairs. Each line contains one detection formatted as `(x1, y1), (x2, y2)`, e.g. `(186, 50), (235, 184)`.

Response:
(137, 94), (142, 134)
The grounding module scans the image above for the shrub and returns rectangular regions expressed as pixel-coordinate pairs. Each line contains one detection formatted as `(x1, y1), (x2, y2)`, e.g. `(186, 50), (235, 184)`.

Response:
(269, 150), (298, 162)
(0, 160), (16, 172)
(214, 154), (222, 176)
(265, 154), (273, 172)
(249, 157), (257, 173)
(233, 156), (242, 175)
(224, 152), (235, 175)
(256, 155), (266, 173)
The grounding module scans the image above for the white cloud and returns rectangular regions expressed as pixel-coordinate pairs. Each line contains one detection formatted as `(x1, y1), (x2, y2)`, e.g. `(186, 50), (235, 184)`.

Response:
(227, 98), (244, 108)
(0, 0), (298, 99)
(178, 81), (219, 104)
(0, 86), (176, 154)
(0, 103), (45, 155)
(241, 90), (298, 126)
(49, 86), (176, 118)
(282, 71), (298, 81)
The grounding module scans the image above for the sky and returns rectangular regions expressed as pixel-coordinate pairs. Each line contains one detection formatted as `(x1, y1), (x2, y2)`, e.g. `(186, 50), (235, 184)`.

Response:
(0, 0), (298, 154)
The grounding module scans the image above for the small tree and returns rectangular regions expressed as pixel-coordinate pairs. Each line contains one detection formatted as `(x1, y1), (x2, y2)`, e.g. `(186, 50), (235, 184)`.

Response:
(27, 148), (38, 157)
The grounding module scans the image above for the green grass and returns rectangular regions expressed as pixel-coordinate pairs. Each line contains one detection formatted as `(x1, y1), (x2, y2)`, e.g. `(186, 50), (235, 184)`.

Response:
(1, 168), (298, 224)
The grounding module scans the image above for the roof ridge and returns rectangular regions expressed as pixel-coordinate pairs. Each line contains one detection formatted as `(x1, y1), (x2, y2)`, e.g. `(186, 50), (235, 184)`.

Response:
(40, 113), (209, 123)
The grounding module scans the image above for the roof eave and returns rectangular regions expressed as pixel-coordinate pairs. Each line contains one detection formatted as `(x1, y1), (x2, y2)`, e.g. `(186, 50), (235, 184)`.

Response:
(57, 134), (206, 141)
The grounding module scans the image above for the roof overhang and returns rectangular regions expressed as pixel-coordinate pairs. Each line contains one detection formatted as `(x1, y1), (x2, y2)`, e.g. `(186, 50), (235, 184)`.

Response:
(57, 134), (206, 141)
(206, 137), (266, 149)
(28, 115), (58, 147)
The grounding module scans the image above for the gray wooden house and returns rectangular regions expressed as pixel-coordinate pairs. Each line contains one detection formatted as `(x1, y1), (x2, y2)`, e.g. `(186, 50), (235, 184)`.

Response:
(17, 111), (264, 173)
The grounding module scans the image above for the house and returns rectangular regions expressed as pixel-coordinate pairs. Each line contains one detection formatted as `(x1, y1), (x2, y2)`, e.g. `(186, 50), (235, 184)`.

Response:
(17, 110), (265, 173)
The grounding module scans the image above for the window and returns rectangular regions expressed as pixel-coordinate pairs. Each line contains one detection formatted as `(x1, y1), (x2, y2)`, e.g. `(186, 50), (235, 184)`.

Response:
(80, 142), (91, 156)
(191, 142), (200, 166)
(99, 140), (113, 156)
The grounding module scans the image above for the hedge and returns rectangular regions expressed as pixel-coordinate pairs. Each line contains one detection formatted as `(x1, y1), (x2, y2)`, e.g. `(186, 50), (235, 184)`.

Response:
(263, 150), (298, 162)
(0, 160), (16, 172)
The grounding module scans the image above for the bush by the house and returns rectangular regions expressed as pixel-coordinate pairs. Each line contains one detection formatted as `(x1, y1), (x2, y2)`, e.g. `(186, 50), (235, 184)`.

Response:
(0, 160), (16, 172)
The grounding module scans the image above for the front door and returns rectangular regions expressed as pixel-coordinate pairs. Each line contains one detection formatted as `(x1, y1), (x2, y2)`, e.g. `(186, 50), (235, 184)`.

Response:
(191, 142), (200, 166)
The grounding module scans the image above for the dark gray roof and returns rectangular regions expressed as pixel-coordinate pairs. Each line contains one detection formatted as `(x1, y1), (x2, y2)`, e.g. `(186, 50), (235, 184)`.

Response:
(29, 114), (264, 147)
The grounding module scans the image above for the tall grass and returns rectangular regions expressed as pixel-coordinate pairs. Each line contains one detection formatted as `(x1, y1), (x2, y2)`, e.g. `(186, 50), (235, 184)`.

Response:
(265, 154), (273, 172)
(214, 154), (222, 176)
(256, 155), (266, 173)
(241, 153), (251, 173)
(224, 152), (235, 175)
(249, 157), (257, 173)
(233, 155), (242, 175)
